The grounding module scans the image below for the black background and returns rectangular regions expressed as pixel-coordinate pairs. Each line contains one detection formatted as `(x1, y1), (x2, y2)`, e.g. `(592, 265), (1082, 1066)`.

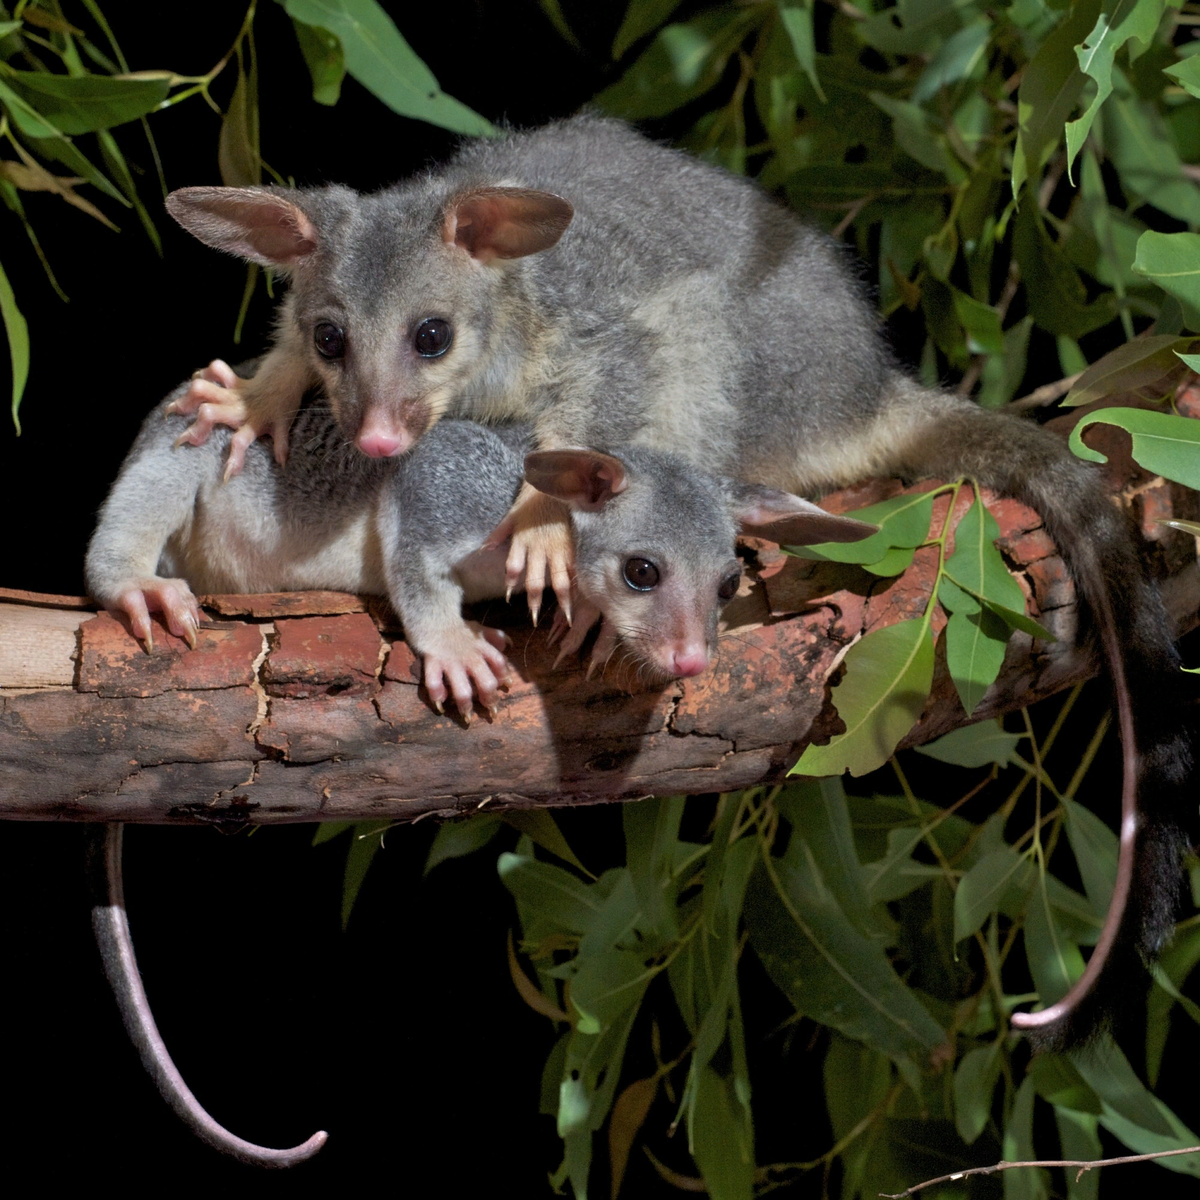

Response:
(4, 3), (1200, 1196)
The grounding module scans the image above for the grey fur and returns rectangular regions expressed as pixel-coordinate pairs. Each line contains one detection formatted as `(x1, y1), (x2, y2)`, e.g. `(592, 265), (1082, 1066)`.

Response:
(160, 113), (1192, 1047)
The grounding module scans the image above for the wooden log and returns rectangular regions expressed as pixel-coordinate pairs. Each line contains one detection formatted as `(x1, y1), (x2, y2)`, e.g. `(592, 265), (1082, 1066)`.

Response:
(3, 447), (1196, 825)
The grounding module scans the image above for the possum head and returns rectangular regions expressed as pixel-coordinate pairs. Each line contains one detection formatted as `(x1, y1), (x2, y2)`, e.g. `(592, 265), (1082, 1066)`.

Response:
(525, 448), (877, 680)
(166, 181), (573, 458)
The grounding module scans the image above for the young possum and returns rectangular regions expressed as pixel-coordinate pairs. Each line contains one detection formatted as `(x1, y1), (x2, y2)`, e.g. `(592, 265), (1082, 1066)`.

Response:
(85, 375), (873, 1164)
(163, 113), (1193, 1048)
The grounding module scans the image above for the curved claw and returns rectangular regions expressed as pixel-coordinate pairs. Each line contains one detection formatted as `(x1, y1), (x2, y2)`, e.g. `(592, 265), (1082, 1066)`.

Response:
(420, 621), (512, 718)
(86, 825), (328, 1167)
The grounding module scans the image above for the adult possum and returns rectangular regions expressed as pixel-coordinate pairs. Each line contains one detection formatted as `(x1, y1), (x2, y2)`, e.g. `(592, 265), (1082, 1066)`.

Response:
(164, 115), (1193, 1043)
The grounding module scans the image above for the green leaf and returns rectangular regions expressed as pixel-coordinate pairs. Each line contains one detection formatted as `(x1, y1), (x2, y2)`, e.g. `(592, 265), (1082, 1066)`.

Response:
(952, 288), (1003, 356)
(0, 255), (29, 430)
(292, 17), (345, 105)
(424, 813), (502, 875)
(311, 820), (352, 845)
(1065, 1), (1166, 181)
(1012, 200), (1116, 338)
(1133, 230), (1200, 317)
(862, 545), (917, 577)
(1024, 876), (1086, 1007)
(792, 618), (936, 778)
(1071, 1041), (1200, 1171)
(622, 796), (683, 940)
(1002, 1076), (1050, 1200)
(944, 603), (1009, 715)
(870, 92), (955, 177)
(1055, 1107), (1102, 1200)
(691, 1066), (754, 1200)
(954, 1040), (1002, 1144)
(1012, 0), (1101, 197)
(786, 490), (936, 564)
(954, 847), (1033, 943)
(612, 0), (686, 60)
(595, 7), (762, 119)
(340, 820), (389, 928)
(218, 58), (260, 187)
(2, 69), (169, 135)
(777, 777), (885, 938)
(944, 489), (1026, 615)
(746, 838), (946, 1061)
(1105, 86), (1200, 226)
(503, 810), (590, 876)
(1164, 52), (1200, 100)
(1062, 333), (1193, 406)
(498, 851), (602, 938)
(915, 719), (1024, 768)
(913, 17), (990, 104)
(777, 2), (825, 102)
(860, 826), (942, 905)
(1067, 405), (1200, 488)
(282, 0), (494, 135)
(1061, 797), (1117, 917)
(1027, 1054), (1102, 1114)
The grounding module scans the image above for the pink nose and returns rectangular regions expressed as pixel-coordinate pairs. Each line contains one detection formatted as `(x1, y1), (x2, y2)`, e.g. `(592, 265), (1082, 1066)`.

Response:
(669, 647), (710, 677)
(356, 430), (412, 458)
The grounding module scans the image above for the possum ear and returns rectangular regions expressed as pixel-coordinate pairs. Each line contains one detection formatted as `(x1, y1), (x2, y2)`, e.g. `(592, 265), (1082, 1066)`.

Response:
(525, 449), (628, 511)
(731, 485), (879, 546)
(445, 187), (573, 263)
(166, 188), (319, 266)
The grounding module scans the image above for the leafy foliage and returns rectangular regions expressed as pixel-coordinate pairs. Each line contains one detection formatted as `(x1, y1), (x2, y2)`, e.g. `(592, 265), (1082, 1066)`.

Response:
(0, 0), (489, 427)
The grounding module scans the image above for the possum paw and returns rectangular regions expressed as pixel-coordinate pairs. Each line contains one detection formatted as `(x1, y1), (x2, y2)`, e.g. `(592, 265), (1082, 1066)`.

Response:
(168, 360), (290, 478)
(419, 621), (513, 720)
(549, 596), (602, 668)
(107, 578), (202, 652)
(487, 485), (574, 626)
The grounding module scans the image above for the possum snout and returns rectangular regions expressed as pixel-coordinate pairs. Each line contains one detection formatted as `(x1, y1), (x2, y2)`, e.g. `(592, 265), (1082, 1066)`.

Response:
(353, 398), (433, 458)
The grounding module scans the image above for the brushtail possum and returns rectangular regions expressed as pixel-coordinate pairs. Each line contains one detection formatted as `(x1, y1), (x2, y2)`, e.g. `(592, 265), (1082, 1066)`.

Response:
(162, 113), (1193, 1047)
(85, 373), (871, 1162)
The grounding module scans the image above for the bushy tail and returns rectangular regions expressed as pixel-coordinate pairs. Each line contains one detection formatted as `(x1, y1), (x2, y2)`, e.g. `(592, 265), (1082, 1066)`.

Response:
(880, 374), (1194, 1047)
(85, 824), (328, 1166)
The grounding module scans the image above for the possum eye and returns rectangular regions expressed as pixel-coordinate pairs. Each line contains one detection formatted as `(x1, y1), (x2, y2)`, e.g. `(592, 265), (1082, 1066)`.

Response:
(718, 570), (741, 602)
(623, 558), (659, 591)
(313, 323), (345, 360)
(414, 317), (453, 358)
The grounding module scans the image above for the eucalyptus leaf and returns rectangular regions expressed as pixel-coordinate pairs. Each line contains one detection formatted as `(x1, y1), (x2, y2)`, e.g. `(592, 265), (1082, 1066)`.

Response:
(953, 847), (1033, 943)
(1012, 0), (1100, 197)
(746, 837), (946, 1061)
(340, 820), (389, 928)
(612, 0), (686, 60)
(1067, 405), (1200, 488)
(1002, 1076), (1049, 1200)
(504, 809), (590, 876)
(953, 1039), (1002, 1144)
(0, 256), (29, 427)
(291, 17), (345, 105)
(498, 851), (603, 939)
(914, 719), (1024, 768)
(595, 7), (761, 119)
(860, 826), (942, 905)
(1132, 230), (1200, 315)
(424, 813), (502, 875)
(944, 603), (1009, 716)
(1055, 1108), (1102, 1200)
(786, 490), (936, 563)
(944, 488), (1026, 616)
(792, 618), (936, 779)
(1024, 878), (1086, 1007)
(3, 69), (169, 134)
(1061, 797), (1117, 918)
(691, 1066), (754, 1200)
(1027, 1054), (1102, 1115)
(1062, 333), (1192, 406)
(777, 2), (824, 102)
(282, 0), (494, 135)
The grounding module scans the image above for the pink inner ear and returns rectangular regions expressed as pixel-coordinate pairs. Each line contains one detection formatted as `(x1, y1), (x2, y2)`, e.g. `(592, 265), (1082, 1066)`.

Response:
(443, 188), (573, 263)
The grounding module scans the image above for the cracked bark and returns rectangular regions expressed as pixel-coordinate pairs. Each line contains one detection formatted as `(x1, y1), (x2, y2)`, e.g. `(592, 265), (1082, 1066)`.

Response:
(2, 448), (1197, 827)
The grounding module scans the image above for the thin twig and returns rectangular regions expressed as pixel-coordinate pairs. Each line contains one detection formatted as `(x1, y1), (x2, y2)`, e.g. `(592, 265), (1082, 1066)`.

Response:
(1007, 372), (1083, 411)
(879, 1145), (1200, 1197)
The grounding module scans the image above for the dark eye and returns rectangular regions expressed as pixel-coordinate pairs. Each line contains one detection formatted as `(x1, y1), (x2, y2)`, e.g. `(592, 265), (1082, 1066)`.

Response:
(718, 570), (741, 602)
(313, 322), (345, 360)
(623, 557), (659, 591)
(414, 317), (453, 357)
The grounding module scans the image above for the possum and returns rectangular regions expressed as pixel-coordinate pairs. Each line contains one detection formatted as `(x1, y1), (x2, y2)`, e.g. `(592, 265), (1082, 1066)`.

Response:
(161, 113), (1194, 1048)
(85, 374), (871, 1162)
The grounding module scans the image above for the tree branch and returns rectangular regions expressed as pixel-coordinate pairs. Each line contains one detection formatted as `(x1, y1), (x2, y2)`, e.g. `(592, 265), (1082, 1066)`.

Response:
(2, 464), (1196, 826)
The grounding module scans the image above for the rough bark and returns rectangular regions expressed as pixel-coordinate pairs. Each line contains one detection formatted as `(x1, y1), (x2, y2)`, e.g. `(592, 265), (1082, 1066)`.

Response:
(4, 428), (1196, 827)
